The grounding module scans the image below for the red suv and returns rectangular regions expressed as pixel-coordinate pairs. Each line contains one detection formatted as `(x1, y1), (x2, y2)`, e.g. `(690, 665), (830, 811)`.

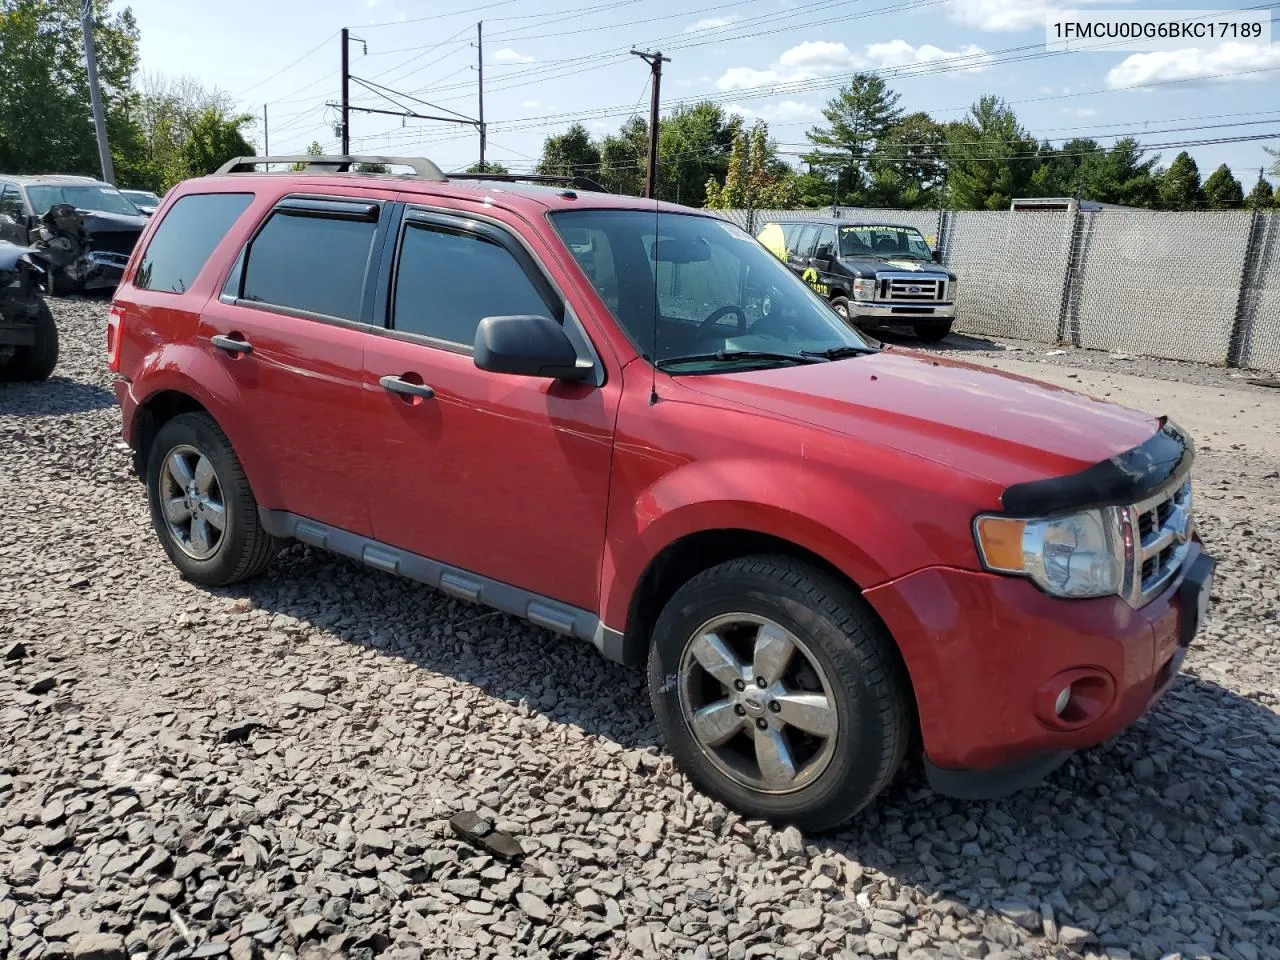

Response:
(109, 155), (1215, 830)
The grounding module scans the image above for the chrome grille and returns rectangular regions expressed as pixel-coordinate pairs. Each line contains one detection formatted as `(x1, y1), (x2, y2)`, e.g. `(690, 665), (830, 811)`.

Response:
(877, 275), (947, 303)
(1131, 477), (1193, 605)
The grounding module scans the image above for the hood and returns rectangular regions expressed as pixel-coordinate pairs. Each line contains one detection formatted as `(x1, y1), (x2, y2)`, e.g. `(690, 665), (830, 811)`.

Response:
(677, 349), (1161, 489)
(75, 209), (148, 233)
(838, 255), (953, 279)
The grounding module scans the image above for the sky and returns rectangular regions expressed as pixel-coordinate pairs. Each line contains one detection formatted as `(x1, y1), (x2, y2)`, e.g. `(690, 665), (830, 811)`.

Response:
(127, 0), (1280, 190)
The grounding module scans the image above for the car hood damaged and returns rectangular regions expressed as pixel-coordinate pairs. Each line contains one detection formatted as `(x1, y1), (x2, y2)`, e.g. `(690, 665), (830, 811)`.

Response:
(29, 203), (141, 293)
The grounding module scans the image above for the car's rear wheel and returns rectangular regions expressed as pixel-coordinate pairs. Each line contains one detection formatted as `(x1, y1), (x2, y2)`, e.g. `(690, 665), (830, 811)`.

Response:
(647, 555), (912, 831)
(0, 301), (58, 382)
(915, 320), (953, 343)
(146, 411), (280, 586)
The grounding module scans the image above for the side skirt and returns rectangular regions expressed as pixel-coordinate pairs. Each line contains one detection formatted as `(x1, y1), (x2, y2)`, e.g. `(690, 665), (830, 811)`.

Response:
(258, 508), (636, 665)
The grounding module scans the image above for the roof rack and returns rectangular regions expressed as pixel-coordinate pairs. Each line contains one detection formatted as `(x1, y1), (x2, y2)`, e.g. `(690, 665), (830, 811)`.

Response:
(454, 172), (610, 194)
(213, 155), (446, 181)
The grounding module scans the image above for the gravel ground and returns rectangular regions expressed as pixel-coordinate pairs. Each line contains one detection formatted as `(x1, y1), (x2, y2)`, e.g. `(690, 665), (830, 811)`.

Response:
(2, 300), (1278, 960)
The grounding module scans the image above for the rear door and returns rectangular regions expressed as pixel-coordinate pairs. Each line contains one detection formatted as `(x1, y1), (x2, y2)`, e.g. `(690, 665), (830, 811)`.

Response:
(0, 183), (27, 244)
(200, 195), (387, 535)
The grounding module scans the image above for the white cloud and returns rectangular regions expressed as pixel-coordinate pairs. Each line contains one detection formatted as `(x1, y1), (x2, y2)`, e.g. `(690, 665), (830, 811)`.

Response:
(862, 39), (991, 71)
(945, 0), (1138, 33)
(684, 14), (741, 33)
(1106, 42), (1280, 88)
(493, 48), (534, 64)
(715, 39), (990, 90)
(521, 100), (541, 109)
(726, 99), (821, 123)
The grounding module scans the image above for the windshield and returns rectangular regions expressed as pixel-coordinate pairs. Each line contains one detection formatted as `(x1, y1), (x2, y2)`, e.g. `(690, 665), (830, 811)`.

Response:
(551, 210), (871, 373)
(27, 184), (140, 217)
(121, 190), (159, 206)
(839, 224), (932, 261)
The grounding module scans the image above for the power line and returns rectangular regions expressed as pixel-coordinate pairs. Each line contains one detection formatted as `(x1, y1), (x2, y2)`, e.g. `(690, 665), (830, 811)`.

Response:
(232, 31), (338, 99)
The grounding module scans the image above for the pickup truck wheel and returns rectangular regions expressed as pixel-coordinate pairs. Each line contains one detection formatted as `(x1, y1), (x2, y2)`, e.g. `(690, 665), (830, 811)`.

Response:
(830, 297), (851, 321)
(0, 301), (58, 382)
(648, 555), (911, 831)
(146, 412), (280, 586)
(915, 320), (953, 343)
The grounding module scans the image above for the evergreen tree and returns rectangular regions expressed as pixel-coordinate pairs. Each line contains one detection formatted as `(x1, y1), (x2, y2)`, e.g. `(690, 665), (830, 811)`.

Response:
(804, 75), (903, 205)
(1159, 151), (1204, 210)
(944, 96), (1038, 210)
(1245, 173), (1275, 209)
(1202, 163), (1244, 209)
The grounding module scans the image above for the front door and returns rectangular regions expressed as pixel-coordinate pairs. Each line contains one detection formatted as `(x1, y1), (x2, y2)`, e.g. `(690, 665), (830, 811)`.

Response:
(200, 196), (385, 536)
(361, 208), (618, 611)
(0, 183), (28, 245)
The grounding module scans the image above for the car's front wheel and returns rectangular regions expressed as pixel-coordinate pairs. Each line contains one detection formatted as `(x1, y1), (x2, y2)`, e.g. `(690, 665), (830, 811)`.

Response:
(915, 320), (953, 343)
(0, 300), (58, 382)
(647, 555), (912, 831)
(146, 411), (281, 586)
(830, 296), (851, 321)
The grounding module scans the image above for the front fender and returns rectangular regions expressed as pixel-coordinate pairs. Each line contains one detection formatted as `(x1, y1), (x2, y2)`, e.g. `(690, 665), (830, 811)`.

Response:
(129, 344), (280, 507)
(600, 456), (930, 632)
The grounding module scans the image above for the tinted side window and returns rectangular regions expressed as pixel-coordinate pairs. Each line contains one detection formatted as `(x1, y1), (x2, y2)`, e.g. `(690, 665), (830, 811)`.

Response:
(788, 224), (817, 258)
(241, 212), (376, 320)
(135, 193), (254, 294)
(392, 224), (549, 346)
(813, 226), (837, 260)
(0, 185), (25, 218)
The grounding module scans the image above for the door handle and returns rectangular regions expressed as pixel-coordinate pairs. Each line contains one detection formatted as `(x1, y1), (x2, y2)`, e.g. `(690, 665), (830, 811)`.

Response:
(211, 334), (252, 355)
(379, 375), (435, 400)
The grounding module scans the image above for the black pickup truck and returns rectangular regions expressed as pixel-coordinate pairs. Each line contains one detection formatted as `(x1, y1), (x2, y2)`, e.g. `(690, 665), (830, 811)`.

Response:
(757, 217), (957, 343)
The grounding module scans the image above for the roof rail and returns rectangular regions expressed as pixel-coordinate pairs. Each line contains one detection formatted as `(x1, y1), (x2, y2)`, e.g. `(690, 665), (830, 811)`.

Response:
(453, 172), (611, 194)
(213, 155), (446, 180)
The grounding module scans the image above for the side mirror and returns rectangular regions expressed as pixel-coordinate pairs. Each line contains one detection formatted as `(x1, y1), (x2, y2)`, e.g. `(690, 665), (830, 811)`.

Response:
(932, 248), (942, 263)
(474, 315), (590, 381)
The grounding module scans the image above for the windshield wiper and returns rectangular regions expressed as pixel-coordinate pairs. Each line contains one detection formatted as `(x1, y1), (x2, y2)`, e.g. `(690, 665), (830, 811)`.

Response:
(801, 344), (879, 360)
(655, 349), (825, 369)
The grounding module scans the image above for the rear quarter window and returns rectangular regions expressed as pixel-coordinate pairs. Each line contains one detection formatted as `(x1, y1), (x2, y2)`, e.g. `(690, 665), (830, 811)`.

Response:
(134, 193), (254, 294)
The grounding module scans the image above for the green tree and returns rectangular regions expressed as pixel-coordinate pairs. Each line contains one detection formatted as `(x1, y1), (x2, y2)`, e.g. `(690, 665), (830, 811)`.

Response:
(132, 73), (241, 190)
(654, 102), (739, 206)
(1202, 163), (1244, 209)
(944, 96), (1038, 210)
(704, 121), (799, 210)
(1245, 173), (1275, 209)
(289, 140), (324, 171)
(0, 0), (146, 182)
(1265, 146), (1279, 178)
(463, 161), (508, 174)
(1075, 138), (1161, 207)
(1159, 151), (1204, 210)
(804, 74), (903, 205)
(536, 123), (600, 178)
(866, 112), (948, 208)
(597, 117), (646, 196)
(179, 108), (254, 178)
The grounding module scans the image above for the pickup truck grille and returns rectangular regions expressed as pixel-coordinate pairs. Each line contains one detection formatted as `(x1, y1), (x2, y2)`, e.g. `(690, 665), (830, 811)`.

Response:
(1134, 477), (1193, 604)
(877, 276), (947, 303)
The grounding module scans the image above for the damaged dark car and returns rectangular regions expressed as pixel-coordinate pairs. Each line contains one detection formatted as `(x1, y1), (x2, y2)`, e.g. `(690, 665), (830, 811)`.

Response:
(0, 174), (147, 294)
(0, 240), (57, 381)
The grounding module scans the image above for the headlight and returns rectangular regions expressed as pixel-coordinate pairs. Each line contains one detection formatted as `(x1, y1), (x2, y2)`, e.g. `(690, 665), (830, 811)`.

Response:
(852, 278), (876, 301)
(974, 507), (1132, 599)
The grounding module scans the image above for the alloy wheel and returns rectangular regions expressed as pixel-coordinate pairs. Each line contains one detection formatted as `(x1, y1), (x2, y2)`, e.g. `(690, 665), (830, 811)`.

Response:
(158, 444), (227, 560)
(678, 613), (839, 794)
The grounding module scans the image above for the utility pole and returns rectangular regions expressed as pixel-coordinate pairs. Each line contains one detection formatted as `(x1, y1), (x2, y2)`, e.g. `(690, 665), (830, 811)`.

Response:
(263, 104), (269, 155)
(630, 50), (669, 199)
(477, 22), (487, 171)
(340, 27), (350, 154)
(80, 0), (114, 185)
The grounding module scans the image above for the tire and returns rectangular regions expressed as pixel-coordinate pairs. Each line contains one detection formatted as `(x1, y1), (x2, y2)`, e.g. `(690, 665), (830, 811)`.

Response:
(146, 411), (281, 586)
(915, 320), (953, 343)
(0, 300), (58, 382)
(830, 297), (851, 322)
(647, 555), (912, 831)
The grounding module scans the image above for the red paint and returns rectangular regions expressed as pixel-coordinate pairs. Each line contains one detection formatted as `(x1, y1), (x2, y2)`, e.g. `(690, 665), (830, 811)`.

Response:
(112, 171), (1197, 778)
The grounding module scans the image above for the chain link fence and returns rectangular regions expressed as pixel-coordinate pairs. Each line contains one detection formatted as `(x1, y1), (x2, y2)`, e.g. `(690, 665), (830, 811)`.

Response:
(711, 206), (1280, 372)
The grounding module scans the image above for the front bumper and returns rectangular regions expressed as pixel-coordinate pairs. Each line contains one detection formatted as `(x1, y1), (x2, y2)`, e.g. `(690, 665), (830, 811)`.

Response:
(849, 300), (955, 326)
(864, 545), (1214, 797)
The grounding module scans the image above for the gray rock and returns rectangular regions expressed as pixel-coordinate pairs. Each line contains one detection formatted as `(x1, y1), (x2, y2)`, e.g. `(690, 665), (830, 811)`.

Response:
(778, 826), (806, 857)
(516, 892), (552, 922)
(71, 933), (127, 960)
(277, 690), (326, 711)
(781, 906), (823, 931)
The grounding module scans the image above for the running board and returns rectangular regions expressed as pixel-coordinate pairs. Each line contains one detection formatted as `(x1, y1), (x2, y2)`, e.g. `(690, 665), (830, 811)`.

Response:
(258, 508), (635, 664)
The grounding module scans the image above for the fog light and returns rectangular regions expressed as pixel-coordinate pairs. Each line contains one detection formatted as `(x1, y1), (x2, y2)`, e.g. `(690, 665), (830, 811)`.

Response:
(1054, 685), (1072, 717)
